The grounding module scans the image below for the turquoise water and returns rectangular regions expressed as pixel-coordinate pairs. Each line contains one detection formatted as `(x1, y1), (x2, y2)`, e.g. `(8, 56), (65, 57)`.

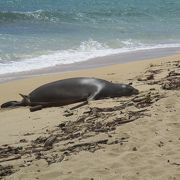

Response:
(0, 0), (180, 74)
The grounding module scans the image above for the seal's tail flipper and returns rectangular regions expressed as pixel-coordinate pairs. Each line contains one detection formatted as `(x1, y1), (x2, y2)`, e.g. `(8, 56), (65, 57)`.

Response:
(1, 101), (20, 108)
(1, 93), (30, 109)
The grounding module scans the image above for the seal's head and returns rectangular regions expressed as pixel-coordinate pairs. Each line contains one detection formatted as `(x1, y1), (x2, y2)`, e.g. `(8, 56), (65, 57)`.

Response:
(121, 84), (139, 96)
(113, 83), (139, 97)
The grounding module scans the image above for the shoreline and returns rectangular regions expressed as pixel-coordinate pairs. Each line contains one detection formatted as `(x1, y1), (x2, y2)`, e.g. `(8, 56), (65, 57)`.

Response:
(0, 46), (180, 83)
(0, 52), (179, 104)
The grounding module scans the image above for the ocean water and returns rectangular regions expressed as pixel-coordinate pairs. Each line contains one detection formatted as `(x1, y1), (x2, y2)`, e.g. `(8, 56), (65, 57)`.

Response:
(0, 0), (180, 74)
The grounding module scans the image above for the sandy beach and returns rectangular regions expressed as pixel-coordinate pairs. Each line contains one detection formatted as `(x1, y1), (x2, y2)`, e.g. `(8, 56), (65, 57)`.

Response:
(0, 54), (180, 180)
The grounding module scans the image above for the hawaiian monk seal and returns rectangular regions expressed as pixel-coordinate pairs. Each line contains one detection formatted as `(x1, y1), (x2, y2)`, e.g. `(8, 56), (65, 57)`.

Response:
(1, 77), (139, 111)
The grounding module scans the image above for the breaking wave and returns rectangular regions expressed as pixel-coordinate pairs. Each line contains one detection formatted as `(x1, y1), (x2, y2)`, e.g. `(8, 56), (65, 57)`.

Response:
(1, 39), (180, 75)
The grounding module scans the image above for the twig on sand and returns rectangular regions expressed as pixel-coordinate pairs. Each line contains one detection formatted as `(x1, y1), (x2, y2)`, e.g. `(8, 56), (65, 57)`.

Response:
(171, 162), (180, 166)
(44, 135), (57, 148)
(70, 101), (88, 110)
(89, 96), (137, 113)
(0, 155), (21, 163)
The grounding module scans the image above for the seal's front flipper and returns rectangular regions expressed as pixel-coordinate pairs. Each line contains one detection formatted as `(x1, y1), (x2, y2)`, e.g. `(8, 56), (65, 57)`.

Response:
(29, 105), (43, 112)
(1, 101), (20, 108)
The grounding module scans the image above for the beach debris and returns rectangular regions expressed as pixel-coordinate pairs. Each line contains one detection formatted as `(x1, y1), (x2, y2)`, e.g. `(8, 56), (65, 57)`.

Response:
(33, 136), (47, 145)
(107, 73), (115, 76)
(23, 132), (34, 136)
(162, 78), (180, 90)
(147, 80), (160, 85)
(70, 101), (88, 110)
(44, 135), (57, 149)
(132, 91), (162, 108)
(0, 98), (148, 172)
(167, 70), (180, 77)
(0, 155), (21, 163)
(19, 139), (28, 143)
(107, 137), (128, 145)
(137, 69), (163, 84)
(161, 70), (180, 90)
(132, 147), (137, 151)
(137, 73), (154, 81)
(171, 162), (180, 166)
(0, 165), (15, 179)
(0, 146), (23, 159)
(147, 69), (162, 74)
(136, 60), (180, 91)
(64, 112), (74, 117)
(62, 139), (109, 153)
(63, 109), (74, 117)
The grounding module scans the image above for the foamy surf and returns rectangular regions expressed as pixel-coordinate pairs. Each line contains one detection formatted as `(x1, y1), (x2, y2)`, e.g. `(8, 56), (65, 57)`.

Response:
(1, 39), (180, 75)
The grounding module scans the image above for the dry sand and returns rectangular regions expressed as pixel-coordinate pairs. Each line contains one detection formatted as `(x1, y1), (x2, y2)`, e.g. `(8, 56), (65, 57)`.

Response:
(0, 54), (180, 180)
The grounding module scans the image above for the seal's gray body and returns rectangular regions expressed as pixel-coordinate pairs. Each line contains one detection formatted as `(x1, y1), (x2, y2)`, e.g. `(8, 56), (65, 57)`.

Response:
(1, 77), (139, 109)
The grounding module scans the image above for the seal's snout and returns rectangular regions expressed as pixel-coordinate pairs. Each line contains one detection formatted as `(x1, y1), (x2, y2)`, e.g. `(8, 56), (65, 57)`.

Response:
(126, 85), (139, 95)
(133, 88), (139, 95)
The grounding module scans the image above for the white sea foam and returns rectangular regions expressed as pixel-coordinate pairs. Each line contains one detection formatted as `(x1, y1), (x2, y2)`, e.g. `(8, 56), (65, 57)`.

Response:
(0, 39), (180, 75)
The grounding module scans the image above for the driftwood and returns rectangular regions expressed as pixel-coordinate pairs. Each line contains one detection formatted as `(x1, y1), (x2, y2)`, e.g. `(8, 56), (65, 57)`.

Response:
(44, 135), (57, 148)
(64, 111), (74, 117)
(60, 138), (128, 154)
(0, 155), (21, 163)
(70, 101), (88, 110)
(63, 139), (109, 152)
(171, 162), (180, 166)
(86, 97), (137, 113)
